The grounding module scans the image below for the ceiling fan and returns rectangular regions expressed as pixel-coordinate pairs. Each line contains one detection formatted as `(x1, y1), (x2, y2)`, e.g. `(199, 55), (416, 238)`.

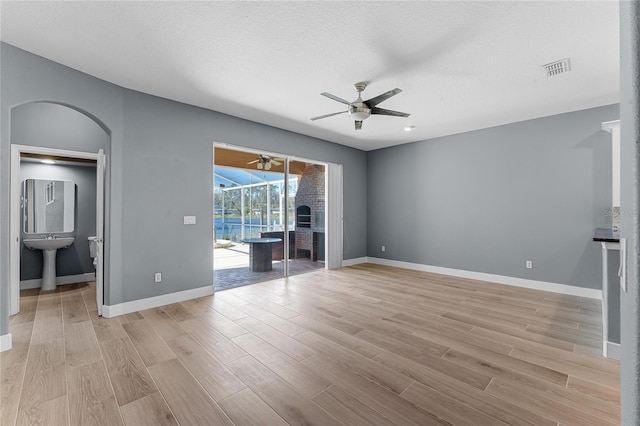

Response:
(247, 155), (282, 171)
(311, 82), (410, 130)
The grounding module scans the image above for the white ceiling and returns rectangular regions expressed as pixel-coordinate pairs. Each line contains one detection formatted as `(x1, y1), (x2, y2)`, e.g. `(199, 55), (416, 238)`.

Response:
(0, 1), (620, 151)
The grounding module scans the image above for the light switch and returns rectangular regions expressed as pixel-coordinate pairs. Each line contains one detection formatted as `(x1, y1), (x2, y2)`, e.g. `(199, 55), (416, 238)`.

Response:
(184, 216), (196, 225)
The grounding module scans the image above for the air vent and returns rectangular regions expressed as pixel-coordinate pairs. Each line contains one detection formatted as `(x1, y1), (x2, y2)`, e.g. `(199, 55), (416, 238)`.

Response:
(542, 58), (571, 77)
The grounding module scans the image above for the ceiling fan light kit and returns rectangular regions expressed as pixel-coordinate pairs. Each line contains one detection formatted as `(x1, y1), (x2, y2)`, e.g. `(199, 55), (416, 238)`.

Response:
(311, 81), (410, 130)
(248, 154), (281, 171)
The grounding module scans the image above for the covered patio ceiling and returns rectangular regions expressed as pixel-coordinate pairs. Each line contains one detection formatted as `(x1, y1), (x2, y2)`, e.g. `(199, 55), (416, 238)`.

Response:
(215, 167), (296, 189)
(214, 146), (306, 188)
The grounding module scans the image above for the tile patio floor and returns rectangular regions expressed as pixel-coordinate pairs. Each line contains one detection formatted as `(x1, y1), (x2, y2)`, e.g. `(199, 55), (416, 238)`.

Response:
(213, 243), (324, 291)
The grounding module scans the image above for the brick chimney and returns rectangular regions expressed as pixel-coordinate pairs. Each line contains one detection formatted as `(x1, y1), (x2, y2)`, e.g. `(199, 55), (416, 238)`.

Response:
(294, 164), (325, 259)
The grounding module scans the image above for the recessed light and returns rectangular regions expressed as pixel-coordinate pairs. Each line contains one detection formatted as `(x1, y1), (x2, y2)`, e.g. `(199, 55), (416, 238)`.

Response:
(41, 159), (56, 164)
(404, 126), (415, 132)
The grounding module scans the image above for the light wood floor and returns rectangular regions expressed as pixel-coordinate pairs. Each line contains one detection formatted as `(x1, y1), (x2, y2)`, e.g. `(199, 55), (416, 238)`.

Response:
(1, 264), (619, 426)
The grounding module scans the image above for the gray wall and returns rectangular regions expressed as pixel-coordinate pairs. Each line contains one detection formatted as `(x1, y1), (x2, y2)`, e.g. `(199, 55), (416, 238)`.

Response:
(619, 2), (640, 425)
(114, 85), (367, 305)
(20, 161), (97, 282)
(0, 42), (367, 336)
(0, 43), (122, 336)
(368, 104), (618, 290)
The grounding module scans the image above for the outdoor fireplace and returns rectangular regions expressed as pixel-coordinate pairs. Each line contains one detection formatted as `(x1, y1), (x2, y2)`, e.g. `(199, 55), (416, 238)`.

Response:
(294, 164), (325, 261)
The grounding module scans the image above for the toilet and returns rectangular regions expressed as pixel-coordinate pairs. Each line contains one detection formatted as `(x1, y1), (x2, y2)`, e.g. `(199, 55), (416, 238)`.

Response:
(88, 236), (99, 268)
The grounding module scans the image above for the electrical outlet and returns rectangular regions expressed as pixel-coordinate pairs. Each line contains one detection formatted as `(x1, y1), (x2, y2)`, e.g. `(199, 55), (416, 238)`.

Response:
(381, 245), (386, 252)
(526, 261), (533, 269)
(184, 216), (196, 225)
(154, 272), (162, 283)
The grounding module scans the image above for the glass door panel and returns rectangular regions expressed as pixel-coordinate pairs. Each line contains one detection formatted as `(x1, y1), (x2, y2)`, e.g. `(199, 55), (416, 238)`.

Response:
(287, 163), (326, 278)
(213, 146), (326, 291)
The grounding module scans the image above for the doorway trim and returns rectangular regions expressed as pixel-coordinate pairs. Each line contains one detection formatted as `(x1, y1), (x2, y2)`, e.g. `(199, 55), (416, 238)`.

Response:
(10, 145), (105, 315)
(213, 142), (343, 280)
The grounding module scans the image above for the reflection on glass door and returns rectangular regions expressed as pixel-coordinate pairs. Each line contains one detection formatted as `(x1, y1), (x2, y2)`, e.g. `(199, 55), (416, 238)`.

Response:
(213, 146), (326, 291)
(289, 163), (326, 277)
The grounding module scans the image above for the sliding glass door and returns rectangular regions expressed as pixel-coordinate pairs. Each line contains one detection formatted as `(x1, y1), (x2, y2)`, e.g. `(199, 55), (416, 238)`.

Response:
(213, 145), (327, 290)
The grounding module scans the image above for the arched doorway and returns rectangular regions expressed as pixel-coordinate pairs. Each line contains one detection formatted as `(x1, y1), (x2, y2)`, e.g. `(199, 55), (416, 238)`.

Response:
(9, 102), (110, 316)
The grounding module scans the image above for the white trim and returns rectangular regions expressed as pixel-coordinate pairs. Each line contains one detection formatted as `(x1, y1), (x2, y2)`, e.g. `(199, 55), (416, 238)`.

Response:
(602, 120), (621, 216)
(20, 273), (96, 290)
(602, 120), (621, 133)
(11, 144), (100, 160)
(213, 141), (329, 169)
(213, 141), (340, 274)
(96, 149), (106, 315)
(0, 333), (12, 352)
(342, 257), (368, 267)
(606, 341), (621, 360)
(102, 285), (214, 318)
(366, 257), (602, 300)
(600, 242), (609, 357)
(10, 144), (101, 316)
(620, 238), (627, 292)
(10, 146), (21, 315)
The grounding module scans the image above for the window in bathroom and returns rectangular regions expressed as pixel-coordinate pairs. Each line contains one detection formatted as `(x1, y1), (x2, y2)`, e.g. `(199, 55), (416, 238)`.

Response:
(45, 181), (55, 205)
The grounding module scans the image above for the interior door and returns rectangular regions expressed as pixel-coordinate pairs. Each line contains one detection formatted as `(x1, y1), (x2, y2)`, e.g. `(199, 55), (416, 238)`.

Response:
(96, 149), (105, 315)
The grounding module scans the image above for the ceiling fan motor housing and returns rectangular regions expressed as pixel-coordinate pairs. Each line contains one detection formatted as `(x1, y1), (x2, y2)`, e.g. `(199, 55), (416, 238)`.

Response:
(349, 82), (371, 120)
(349, 102), (371, 121)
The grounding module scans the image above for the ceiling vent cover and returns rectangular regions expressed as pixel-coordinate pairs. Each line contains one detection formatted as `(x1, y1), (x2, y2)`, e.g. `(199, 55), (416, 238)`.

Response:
(542, 58), (571, 77)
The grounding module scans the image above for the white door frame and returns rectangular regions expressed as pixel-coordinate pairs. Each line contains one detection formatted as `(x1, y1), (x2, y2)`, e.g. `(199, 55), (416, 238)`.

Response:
(212, 142), (343, 277)
(96, 149), (106, 315)
(10, 145), (105, 315)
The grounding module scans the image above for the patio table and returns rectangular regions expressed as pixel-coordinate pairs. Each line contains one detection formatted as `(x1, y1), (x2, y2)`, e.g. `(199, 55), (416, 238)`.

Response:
(242, 238), (282, 272)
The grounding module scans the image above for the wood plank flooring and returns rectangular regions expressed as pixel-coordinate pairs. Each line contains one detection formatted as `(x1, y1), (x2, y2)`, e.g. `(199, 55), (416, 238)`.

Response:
(0, 264), (620, 425)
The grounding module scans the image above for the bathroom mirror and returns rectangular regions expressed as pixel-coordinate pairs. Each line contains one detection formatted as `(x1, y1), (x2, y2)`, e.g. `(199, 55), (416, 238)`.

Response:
(23, 179), (76, 234)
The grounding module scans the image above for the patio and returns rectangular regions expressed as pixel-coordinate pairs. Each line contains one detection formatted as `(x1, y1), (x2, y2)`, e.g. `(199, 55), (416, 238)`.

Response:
(213, 242), (324, 291)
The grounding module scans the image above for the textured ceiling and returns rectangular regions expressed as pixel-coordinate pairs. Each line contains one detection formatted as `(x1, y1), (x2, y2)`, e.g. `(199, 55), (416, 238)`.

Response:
(0, 1), (620, 151)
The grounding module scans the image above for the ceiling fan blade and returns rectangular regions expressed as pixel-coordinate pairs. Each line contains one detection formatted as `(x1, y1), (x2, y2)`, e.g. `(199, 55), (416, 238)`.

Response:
(364, 88), (402, 107)
(310, 111), (347, 121)
(271, 160), (282, 166)
(321, 92), (351, 105)
(247, 159), (259, 164)
(355, 120), (363, 130)
(370, 106), (410, 118)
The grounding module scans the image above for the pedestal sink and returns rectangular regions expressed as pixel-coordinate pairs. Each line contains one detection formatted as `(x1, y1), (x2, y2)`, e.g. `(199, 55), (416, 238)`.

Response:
(24, 237), (74, 291)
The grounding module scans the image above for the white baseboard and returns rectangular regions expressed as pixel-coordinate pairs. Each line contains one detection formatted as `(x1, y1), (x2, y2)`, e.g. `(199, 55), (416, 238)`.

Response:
(365, 257), (603, 300)
(606, 341), (621, 360)
(0, 333), (12, 352)
(20, 272), (96, 290)
(342, 257), (368, 267)
(102, 285), (215, 318)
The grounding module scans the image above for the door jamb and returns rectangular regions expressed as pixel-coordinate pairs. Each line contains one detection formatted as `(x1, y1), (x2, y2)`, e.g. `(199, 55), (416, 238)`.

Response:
(10, 144), (103, 315)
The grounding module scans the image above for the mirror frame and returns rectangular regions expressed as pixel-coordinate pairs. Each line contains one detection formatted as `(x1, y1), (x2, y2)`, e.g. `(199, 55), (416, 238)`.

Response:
(23, 178), (76, 234)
